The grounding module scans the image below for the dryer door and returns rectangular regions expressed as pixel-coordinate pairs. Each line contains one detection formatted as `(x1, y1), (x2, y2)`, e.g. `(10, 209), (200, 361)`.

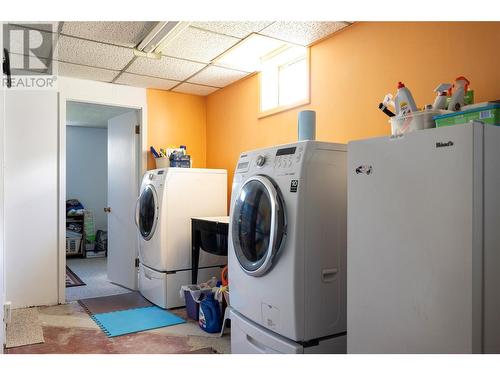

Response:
(231, 175), (286, 277)
(136, 184), (159, 241)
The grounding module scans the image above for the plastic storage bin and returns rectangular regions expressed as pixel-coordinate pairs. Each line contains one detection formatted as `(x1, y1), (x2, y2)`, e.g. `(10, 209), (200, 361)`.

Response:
(154, 157), (170, 168)
(389, 109), (448, 136)
(66, 237), (82, 254)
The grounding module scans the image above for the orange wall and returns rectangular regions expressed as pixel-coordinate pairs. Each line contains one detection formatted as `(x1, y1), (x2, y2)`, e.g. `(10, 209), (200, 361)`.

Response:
(147, 89), (207, 170)
(206, 21), (500, 207)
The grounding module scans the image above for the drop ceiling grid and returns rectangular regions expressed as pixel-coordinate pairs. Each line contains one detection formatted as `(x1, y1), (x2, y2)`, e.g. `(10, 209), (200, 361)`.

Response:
(6, 21), (352, 95)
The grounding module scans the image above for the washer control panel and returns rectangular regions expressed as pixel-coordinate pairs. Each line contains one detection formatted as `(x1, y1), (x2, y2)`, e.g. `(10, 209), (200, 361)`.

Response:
(235, 143), (305, 175)
(274, 145), (303, 170)
(256, 154), (267, 167)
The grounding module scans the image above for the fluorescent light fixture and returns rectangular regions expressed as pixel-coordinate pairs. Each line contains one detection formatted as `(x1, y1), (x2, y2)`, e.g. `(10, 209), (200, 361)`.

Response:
(135, 21), (191, 58)
(214, 33), (292, 73)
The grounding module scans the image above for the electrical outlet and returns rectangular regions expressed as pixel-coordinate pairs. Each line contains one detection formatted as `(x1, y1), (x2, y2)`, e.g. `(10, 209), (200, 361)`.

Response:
(3, 301), (12, 324)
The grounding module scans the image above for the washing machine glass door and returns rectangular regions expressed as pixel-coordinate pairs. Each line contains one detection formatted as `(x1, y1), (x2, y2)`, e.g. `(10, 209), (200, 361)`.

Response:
(136, 185), (159, 241)
(231, 175), (286, 277)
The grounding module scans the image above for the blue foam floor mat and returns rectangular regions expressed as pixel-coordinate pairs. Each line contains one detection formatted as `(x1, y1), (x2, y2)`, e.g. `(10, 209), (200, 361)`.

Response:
(91, 306), (186, 337)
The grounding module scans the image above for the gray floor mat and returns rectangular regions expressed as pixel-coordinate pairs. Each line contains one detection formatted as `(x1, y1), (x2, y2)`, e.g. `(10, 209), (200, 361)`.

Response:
(78, 291), (153, 315)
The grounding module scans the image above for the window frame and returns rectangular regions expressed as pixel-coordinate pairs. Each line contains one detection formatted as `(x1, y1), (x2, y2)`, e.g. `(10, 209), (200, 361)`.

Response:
(258, 48), (311, 119)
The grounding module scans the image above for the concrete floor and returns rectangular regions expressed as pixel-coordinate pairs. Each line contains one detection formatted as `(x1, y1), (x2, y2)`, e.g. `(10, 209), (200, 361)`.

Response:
(6, 302), (231, 354)
(66, 257), (130, 301)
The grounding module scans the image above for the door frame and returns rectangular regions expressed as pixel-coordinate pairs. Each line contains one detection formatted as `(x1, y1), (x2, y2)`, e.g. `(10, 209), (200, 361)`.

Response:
(58, 79), (148, 304)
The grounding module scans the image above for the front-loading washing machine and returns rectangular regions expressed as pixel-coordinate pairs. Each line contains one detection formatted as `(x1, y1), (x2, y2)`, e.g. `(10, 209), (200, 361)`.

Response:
(228, 141), (347, 353)
(137, 168), (228, 309)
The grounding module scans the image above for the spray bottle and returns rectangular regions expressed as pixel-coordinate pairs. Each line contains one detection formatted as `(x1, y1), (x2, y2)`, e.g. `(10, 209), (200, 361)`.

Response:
(394, 82), (418, 116)
(448, 76), (470, 111)
(432, 83), (452, 110)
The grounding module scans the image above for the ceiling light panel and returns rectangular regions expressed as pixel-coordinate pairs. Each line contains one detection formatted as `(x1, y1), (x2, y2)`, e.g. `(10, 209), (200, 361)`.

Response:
(172, 83), (218, 96)
(191, 21), (274, 38)
(57, 62), (119, 83)
(61, 21), (157, 48)
(188, 65), (249, 88)
(159, 26), (239, 63)
(259, 21), (350, 46)
(126, 55), (205, 81)
(55, 35), (135, 70)
(214, 33), (289, 72)
(115, 72), (179, 90)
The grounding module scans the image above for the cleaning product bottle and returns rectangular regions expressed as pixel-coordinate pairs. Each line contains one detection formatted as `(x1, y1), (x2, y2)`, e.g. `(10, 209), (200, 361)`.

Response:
(432, 83), (452, 110)
(198, 293), (222, 333)
(394, 82), (418, 116)
(448, 76), (470, 111)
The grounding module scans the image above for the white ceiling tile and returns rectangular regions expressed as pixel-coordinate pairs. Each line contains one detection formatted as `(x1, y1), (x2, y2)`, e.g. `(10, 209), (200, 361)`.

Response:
(57, 62), (119, 83)
(127, 55), (206, 81)
(55, 35), (135, 70)
(188, 65), (249, 88)
(172, 83), (218, 96)
(61, 21), (157, 48)
(191, 21), (274, 38)
(114, 72), (179, 90)
(160, 26), (239, 63)
(259, 21), (350, 46)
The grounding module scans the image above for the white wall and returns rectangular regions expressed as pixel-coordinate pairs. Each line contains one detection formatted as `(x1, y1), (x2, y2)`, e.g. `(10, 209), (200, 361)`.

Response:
(66, 126), (108, 231)
(5, 90), (59, 308)
(58, 77), (147, 303)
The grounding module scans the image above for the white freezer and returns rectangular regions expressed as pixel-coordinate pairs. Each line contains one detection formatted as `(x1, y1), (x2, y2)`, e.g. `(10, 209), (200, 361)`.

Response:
(347, 122), (500, 353)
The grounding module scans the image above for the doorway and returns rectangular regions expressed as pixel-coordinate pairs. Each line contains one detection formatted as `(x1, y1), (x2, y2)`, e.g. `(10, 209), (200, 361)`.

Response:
(65, 101), (141, 302)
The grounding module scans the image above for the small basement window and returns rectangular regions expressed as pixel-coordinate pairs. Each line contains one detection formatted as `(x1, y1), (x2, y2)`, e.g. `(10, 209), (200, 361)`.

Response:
(259, 46), (310, 117)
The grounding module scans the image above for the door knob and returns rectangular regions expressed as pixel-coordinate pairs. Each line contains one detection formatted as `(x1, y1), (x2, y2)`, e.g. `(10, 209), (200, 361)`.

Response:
(104, 207), (111, 213)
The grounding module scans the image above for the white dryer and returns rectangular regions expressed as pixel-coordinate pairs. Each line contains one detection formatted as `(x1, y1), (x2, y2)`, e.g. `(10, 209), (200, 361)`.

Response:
(137, 168), (227, 309)
(228, 141), (347, 353)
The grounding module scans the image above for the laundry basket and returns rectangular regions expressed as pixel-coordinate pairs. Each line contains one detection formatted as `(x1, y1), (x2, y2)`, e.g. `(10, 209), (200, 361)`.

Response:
(181, 285), (213, 321)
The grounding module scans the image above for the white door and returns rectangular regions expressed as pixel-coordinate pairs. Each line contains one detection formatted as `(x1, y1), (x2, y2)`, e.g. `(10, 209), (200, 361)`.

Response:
(107, 110), (140, 290)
